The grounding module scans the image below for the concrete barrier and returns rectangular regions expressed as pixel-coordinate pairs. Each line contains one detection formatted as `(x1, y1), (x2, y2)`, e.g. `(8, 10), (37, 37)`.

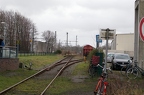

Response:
(0, 58), (19, 72)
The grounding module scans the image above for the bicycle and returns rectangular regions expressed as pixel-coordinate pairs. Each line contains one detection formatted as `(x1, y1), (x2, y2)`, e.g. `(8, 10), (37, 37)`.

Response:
(120, 60), (132, 76)
(94, 63), (112, 95)
(126, 60), (144, 79)
(88, 56), (100, 78)
(89, 64), (98, 77)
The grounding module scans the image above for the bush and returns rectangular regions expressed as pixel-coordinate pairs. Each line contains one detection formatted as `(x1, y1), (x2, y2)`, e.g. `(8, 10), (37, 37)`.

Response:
(55, 50), (62, 54)
(87, 48), (104, 63)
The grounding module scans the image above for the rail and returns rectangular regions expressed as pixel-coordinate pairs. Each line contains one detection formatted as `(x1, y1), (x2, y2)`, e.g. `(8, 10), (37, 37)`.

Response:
(0, 55), (83, 94)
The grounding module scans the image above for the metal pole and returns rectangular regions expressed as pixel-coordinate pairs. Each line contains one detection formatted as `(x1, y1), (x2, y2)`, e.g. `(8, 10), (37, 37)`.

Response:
(104, 28), (109, 73)
(76, 35), (77, 46)
(97, 42), (99, 48)
(66, 32), (68, 50)
(15, 23), (17, 46)
(3, 27), (6, 45)
(54, 31), (57, 52)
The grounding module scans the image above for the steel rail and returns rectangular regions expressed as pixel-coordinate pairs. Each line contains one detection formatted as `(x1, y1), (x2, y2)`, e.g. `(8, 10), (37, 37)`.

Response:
(59, 59), (83, 75)
(0, 55), (81, 94)
(40, 56), (74, 95)
(0, 56), (71, 94)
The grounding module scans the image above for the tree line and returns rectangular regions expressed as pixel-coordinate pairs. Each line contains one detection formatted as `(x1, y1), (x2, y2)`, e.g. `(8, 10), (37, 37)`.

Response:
(0, 9), (37, 52)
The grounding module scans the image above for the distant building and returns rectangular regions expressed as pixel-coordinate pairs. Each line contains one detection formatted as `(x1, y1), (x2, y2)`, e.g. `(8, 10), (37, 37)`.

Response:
(33, 41), (56, 53)
(33, 41), (47, 52)
(111, 33), (134, 57)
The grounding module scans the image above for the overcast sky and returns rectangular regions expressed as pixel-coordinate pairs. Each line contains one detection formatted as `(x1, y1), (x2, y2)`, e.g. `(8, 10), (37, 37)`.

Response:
(0, 0), (136, 47)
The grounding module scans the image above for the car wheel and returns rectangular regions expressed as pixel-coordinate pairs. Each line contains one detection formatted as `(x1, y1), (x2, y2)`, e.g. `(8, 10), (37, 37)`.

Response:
(115, 65), (117, 70)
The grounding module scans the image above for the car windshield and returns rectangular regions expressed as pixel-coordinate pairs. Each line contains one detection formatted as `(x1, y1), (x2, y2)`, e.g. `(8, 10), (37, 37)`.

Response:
(107, 53), (114, 57)
(115, 54), (130, 59)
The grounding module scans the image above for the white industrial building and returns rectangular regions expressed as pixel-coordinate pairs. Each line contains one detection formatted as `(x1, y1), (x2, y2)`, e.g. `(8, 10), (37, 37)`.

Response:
(111, 33), (134, 57)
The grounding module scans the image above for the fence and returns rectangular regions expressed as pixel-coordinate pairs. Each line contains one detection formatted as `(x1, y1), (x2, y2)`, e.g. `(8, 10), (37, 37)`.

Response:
(0, 46), (17, 58)
(19, 52), (55, 56)
(0, 46), (56, 58)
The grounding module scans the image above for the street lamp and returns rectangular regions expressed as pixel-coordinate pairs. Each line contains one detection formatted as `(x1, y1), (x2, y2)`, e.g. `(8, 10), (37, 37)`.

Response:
(1, 22), (7, 45)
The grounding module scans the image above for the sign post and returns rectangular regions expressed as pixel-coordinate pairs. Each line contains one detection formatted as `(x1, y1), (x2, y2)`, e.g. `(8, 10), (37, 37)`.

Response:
(99, 28), (115, 73)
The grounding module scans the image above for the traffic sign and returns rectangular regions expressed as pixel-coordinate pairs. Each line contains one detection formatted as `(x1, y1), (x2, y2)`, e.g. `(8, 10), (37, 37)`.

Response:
(96, 35), (102, 43)
(139, 17), (144, 41)
(99, 28), (116, 40)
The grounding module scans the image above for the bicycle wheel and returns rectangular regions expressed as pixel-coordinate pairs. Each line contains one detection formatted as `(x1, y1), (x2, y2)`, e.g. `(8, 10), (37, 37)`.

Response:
(126, 68), (138, 79)
(121, 66), (127, 75)
(88, 65), (92, 76)
(95, 88), (103, 95)
(94, 81), (104, 95)
(95, 87), (101, 95)
(89, 66), (96, 77)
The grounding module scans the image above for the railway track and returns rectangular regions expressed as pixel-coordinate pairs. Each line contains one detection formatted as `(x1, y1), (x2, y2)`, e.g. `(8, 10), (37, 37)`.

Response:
(0, 55), (83, 95)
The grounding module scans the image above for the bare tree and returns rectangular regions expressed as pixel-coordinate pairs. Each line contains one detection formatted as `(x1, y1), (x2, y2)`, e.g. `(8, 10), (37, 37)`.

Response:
(42, 30), (55, 53)
(0, 10), (38, 52)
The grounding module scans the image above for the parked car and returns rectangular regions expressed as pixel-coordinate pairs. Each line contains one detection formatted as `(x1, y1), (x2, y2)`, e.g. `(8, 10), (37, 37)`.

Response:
(107, 53), (115, 63)
(111, 53), (132, 70)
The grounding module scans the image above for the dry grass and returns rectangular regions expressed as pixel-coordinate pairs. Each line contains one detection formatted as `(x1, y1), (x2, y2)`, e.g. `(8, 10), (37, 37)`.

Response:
(107, 71), (144, 95)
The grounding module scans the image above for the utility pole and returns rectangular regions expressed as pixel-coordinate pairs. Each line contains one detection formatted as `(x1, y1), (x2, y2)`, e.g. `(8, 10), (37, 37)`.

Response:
(54, 31), (57, 52)
(76, 35), (77, 46)
(76, 35), (78, 54)
(66, 32), (68, 51)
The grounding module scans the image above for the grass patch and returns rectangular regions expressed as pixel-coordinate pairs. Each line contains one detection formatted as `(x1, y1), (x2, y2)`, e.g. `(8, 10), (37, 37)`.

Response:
(46, 76), (94, 95)
(45, 61), (97, 95)
(72, 62), (89, 75)
(16, 79), (52, 94)
(19, 55), (63, 69)
(0, 55), (63, 91)
(0, 69), (36, 91)
(47, 77), (73, 94)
